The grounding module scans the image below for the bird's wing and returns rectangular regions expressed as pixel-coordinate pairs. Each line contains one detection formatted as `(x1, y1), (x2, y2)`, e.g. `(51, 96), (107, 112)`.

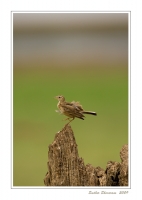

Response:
(61, 104), (76, 113)
(70, 101), (83, 111)
(61, 104), (84, 118)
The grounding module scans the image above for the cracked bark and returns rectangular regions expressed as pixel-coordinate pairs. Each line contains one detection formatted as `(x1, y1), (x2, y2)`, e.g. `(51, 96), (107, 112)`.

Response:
(44, 125), (128, 186)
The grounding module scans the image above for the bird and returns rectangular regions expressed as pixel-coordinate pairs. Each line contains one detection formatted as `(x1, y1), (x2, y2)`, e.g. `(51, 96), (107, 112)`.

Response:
(55, 95), (97, 124)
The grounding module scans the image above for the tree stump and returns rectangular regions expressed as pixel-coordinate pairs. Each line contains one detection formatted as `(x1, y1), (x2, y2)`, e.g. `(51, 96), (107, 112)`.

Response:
(44, 125), (128, 186)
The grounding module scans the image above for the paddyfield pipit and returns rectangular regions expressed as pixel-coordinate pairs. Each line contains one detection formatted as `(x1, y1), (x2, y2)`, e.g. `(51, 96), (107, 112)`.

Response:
(55, 95), (97, 124)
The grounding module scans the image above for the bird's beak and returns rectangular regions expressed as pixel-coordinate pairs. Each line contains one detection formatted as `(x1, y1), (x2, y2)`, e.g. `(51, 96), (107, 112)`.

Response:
(54, 96), (58, 100)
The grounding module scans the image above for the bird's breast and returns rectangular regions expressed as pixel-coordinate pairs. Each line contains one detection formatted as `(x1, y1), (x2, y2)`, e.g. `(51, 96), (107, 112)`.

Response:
(57, 102), (64, 114)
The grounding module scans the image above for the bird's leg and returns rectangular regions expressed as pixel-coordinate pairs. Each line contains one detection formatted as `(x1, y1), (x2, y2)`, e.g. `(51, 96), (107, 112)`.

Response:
(66, 118), (74, 125)
(62, 118), (74, 130)
(63, 117), (70, 121)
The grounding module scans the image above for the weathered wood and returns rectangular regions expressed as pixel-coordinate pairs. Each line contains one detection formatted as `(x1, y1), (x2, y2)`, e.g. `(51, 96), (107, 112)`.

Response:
(44, 125), (128, 186)
(119, 144), (128, 186)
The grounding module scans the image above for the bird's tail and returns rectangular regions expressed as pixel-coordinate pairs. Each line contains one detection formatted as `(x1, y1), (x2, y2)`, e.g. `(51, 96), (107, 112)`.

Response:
(82, 111), (97, 116)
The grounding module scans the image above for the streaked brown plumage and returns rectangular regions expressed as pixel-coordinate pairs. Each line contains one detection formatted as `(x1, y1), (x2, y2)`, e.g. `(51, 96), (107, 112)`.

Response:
(55, 95), (97, 124)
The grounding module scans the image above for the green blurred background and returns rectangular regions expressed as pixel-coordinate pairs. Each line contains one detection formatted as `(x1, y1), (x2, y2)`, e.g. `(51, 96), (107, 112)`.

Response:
(13, 13), (128, 186)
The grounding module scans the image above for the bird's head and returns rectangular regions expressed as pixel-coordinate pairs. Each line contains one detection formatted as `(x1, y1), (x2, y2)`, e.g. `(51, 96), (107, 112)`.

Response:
(55, 95), (65, 102)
